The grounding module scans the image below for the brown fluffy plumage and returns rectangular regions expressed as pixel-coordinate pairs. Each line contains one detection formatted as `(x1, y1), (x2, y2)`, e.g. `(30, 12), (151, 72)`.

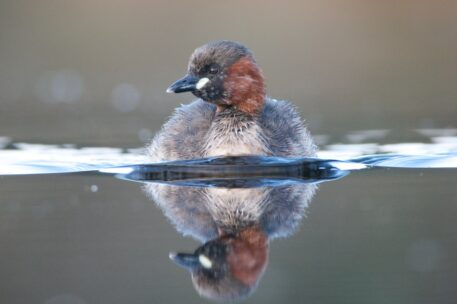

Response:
(148, 98), (316, 160)
(148, 40), (316, 161)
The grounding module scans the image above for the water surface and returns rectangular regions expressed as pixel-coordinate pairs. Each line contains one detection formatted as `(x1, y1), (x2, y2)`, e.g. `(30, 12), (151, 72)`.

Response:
(1, 135), (456, 303)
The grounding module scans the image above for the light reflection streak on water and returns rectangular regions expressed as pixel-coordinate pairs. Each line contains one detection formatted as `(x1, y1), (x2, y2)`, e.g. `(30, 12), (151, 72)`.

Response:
(0, 140), (456, 177)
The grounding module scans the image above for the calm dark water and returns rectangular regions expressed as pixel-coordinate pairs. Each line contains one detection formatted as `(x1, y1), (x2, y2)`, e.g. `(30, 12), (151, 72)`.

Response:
(0, 147), (456, 304)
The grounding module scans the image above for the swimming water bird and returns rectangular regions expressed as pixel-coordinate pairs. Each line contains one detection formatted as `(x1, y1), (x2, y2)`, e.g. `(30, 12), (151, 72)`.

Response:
(148, 40), (316, 161)
(145, 41), (318, 301)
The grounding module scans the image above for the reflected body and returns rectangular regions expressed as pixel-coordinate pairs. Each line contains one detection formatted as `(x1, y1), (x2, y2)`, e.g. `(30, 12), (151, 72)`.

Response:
(148, 41), (316, 161)
(144, 181), (316, 301)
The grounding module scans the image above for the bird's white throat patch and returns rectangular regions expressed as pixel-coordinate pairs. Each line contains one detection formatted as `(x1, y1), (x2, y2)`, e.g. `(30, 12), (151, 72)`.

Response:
(199, 254), (213, 269)
(196, 77), (210, 90)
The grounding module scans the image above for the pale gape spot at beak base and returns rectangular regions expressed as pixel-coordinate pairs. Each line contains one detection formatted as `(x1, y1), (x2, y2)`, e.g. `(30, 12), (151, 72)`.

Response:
(198, 254), (213, 269)
(196, 77), (210, 90)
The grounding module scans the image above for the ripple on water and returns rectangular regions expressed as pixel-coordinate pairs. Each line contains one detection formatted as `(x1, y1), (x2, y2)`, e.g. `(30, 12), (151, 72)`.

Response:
(0, 132), (456, 176)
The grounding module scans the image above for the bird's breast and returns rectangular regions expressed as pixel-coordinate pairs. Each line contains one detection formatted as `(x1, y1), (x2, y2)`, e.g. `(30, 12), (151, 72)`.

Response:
(202, 119), (271, 157)
(204, 187), (270, 227)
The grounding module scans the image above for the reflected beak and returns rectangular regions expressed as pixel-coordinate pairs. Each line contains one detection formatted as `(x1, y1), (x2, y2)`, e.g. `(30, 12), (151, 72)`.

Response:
(166, 74), (199, 93)
(169, 252), (199, 271)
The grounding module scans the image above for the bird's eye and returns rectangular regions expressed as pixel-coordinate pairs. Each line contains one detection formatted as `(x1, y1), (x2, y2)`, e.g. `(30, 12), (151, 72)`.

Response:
(208, 65), (219, 75)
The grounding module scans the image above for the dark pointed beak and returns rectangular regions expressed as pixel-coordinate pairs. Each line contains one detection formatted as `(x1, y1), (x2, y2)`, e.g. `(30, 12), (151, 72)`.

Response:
(169, 252), (199, 271)
(166, 74), (199, 93)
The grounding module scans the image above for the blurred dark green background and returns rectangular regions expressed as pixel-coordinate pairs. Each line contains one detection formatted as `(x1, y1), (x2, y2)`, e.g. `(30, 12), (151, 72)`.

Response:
(1, 0), (456, 146)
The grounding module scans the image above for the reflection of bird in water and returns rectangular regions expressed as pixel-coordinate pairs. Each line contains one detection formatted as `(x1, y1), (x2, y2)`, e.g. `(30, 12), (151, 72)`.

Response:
(144, 182), (316, 301)
(148, 40), (316, 161)
(169, 226), (268, 301)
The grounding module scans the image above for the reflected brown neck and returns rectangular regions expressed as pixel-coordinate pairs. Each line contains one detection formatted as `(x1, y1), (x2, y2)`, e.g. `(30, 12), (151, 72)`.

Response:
(226, 226), (269, 286)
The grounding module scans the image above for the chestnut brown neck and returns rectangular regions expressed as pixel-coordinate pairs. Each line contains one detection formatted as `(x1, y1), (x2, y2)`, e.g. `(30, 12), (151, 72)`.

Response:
(222, 56), (266, 115)
(225, 226), (268, 286)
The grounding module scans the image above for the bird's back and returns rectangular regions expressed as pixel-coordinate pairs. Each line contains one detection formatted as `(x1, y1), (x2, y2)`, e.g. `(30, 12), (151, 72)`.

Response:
(260, 98), (316, 157)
